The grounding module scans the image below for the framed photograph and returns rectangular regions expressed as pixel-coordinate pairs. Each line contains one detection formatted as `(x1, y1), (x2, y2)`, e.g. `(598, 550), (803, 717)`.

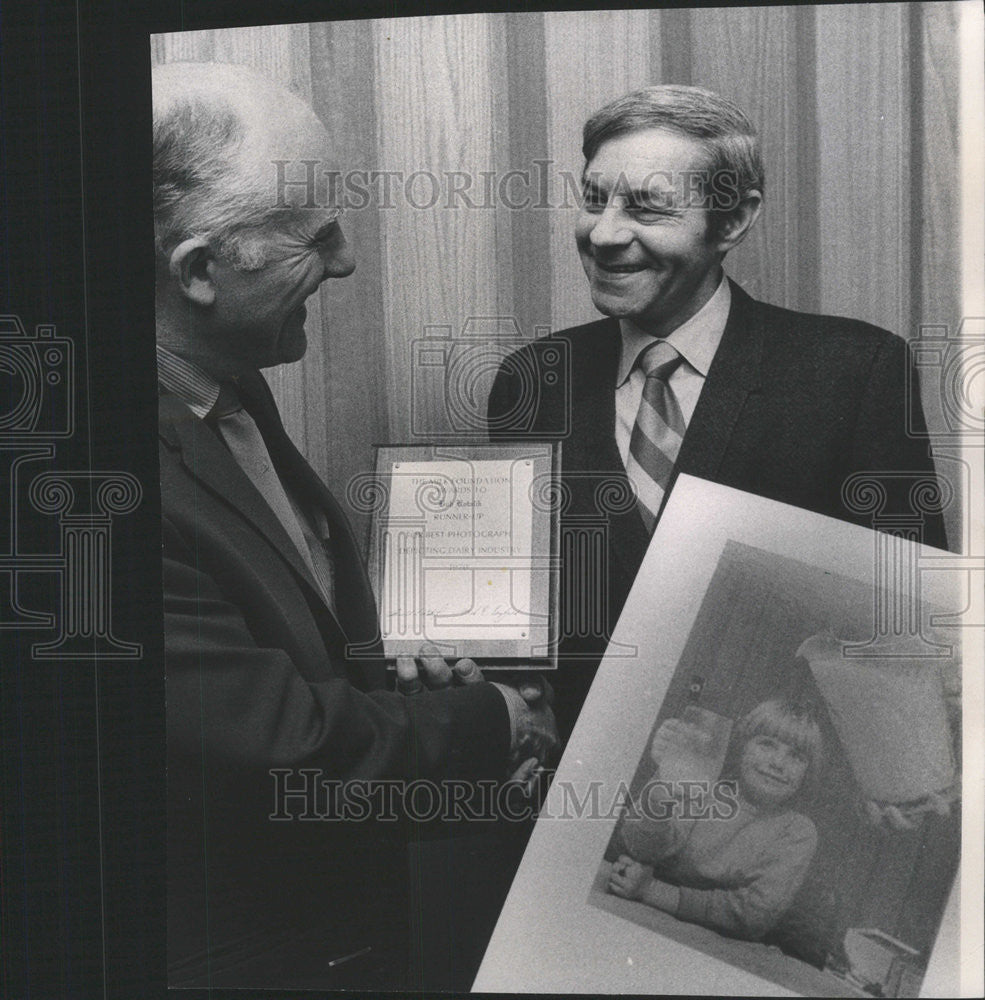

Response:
(365, 442), (560, 664)
(475, 475), (972, 996)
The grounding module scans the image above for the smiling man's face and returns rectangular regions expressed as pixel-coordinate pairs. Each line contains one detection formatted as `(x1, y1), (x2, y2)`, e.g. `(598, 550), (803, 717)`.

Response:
(576, 127), (727, 338)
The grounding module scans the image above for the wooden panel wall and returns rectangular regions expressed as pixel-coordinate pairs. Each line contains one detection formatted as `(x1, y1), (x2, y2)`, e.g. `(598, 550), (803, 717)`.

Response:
(816, 4), (912, 340)
(919, 3), (962, 336)
(688, 5), (805, 305)
(151, 3), (963, 548)
(373, 15), (504, 445)
(306, 18), (388, 543)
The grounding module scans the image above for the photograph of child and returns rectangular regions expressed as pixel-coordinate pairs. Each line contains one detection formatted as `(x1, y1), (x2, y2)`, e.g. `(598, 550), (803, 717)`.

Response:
(588, 539), (961, 999)
(608, 697), (824, 942)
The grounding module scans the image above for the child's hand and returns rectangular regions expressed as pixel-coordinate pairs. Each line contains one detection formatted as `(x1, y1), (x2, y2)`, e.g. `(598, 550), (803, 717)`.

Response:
(608, 855), (651, 901)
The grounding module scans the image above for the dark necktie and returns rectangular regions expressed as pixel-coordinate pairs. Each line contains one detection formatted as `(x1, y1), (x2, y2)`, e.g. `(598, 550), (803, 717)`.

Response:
(211, 382), (336, 611)
(626, 341), (686, 533)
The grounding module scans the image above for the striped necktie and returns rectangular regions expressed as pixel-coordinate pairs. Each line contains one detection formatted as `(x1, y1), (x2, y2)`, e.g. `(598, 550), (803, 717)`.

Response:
(626, 341), (686, 533)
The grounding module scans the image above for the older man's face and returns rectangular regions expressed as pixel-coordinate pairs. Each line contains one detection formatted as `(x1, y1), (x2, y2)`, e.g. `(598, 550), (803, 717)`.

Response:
(576, 128), (725, 337)
(206, 120), (355, 372)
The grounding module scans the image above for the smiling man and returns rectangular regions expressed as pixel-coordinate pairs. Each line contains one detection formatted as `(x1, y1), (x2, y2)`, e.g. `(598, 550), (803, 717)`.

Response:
(154, 62), (555, 989)
(576, 126), (758, 344)
(488, 85), (947, 736)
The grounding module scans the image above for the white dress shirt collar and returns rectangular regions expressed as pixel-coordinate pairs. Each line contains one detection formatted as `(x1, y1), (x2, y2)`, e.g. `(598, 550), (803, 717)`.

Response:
(616, 274), (732, 386)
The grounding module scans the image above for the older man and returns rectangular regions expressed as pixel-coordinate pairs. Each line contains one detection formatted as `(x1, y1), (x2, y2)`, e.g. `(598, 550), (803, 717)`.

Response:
(155, 62), (554, 989)
(489, 85), (947, 736)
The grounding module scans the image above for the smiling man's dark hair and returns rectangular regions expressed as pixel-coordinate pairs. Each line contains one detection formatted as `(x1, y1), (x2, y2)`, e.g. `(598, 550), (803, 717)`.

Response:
(582, 84), (765, 209)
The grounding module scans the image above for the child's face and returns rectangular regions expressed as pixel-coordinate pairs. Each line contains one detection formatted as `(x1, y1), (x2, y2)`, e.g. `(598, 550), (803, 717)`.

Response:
(738, 733), (809, 808)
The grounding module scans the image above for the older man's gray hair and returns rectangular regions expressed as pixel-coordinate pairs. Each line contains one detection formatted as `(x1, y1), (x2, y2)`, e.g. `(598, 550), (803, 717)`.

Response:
(152, 62), (321, 270)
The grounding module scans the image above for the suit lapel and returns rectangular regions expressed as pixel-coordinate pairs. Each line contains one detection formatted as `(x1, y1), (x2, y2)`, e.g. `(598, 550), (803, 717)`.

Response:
(564, 320), (624, 483)
(674, 280), (765, 483)
(159, 392), (328, 595)
(160, 390), (383, 688)
(234, 374), (385, 688)
(563, 320), (651, 595)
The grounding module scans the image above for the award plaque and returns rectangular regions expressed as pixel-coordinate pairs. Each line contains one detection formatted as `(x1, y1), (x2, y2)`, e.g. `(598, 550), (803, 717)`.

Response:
(365, 443), (559, 667)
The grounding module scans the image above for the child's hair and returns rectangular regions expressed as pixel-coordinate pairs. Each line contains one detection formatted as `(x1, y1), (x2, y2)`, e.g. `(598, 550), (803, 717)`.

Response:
(724, 697), (825, 804)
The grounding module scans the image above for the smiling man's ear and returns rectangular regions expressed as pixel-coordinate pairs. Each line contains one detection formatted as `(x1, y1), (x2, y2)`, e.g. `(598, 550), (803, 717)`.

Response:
(169, 237), (217, 306)
(713, 190), (763, 253)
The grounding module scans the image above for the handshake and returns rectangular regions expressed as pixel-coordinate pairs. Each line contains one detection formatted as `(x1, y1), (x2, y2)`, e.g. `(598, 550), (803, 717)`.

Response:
(396, 645), (559, 786)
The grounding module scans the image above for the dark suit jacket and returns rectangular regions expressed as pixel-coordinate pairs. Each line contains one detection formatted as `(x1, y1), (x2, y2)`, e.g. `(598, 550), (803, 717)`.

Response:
(161, 371), (509, 988)
(488, 281), (947, 733)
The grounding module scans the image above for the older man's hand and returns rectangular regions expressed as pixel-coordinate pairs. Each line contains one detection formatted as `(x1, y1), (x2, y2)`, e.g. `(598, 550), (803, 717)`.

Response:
(395, 646), (558, 778)
(394, 644), (481, 694)
(490, 673), (559, 774)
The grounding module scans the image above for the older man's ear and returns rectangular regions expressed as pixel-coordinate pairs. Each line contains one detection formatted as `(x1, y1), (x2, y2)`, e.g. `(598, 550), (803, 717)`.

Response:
(168, 237), (217, 307)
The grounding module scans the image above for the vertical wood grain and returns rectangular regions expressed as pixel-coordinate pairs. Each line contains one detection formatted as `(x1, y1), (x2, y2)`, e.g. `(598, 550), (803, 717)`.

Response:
(793, 6), (821, 314)
(816, 3), (911, 338)
(307, 19), (387, 540)
(487, 13), (517, 330)
(915, 2), (961, 335)
(211, 23), (311, 95)
(502, 12), (552, 337)
(690, 5), (802, 307)
(150, 30), (215, 63)
(658, 8), (691, 86)
(914, 2), (963, 552)
(543, 10), (654, 331)
(374, 15), (503, 441)
(152, 8), (963, 548)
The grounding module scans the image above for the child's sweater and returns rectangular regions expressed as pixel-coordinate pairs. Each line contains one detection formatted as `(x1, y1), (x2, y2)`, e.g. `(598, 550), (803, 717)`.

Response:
(618, 799), (817, 939)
